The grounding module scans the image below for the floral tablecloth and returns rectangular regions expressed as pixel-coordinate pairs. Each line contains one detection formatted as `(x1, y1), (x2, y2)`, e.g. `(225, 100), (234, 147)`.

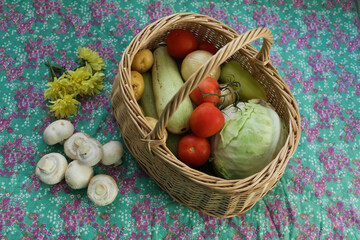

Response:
(1, 0), (359, 239)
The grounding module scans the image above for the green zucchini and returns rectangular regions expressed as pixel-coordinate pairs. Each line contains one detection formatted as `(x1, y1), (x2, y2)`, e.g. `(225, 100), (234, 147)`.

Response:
(166, 132), (186, 157)
(152, 46), (193, 134)
(219, 61), (267, 101)
(138, 72), (158, 119)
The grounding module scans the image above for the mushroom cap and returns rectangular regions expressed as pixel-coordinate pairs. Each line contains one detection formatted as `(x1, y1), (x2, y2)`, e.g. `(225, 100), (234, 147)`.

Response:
(64, 132), (92, 160)
(101, 141), (124, 166)
(87, 174), (118, 206)
(43, 120), (74, 145)
(35, 153), (68, 185)
(65, 160), (94, 189)
(76, 138), (103, 166)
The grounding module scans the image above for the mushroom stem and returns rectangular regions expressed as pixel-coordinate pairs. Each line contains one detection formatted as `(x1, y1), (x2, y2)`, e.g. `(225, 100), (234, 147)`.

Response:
(37, 158), (56, 174)
(95, 184), (107, 197)
(64, 132), (102, 166)
(35, 153), (68, 185)
(74, 137), (85, 147)
(78, 143), (92, 157)
(87, 174), (118, 206)
(64, 132), (91, 160)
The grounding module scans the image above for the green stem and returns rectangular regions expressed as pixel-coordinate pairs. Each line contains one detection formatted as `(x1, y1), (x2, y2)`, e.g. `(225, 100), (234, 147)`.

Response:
(78, 58), (85, 68)
(219, 81), (241, 90)
(51, 65), (66, 74)
(45, 61), (57, 80)
(194, 81), (242, 107)
(45, 61), (67, 80)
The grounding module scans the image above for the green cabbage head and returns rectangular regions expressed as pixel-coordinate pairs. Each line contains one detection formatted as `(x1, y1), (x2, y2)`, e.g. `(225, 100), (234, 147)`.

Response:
(210, 99), (288, 180)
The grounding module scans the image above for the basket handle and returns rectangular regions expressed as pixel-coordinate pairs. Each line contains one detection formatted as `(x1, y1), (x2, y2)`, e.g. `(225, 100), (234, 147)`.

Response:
(149, 27), (274, 142)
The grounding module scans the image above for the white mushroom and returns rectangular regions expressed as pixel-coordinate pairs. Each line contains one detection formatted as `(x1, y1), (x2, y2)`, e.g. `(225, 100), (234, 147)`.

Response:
(43, 120), (74, 145)
(64, 133), (103, 166)
(35, 153), (68, 185)
(76, 138), (103, 166)
(64, 132), (91, 160)
(87, 174), (118, 206)
(65, 160), (94, 189)
(101, 141), (124, 166)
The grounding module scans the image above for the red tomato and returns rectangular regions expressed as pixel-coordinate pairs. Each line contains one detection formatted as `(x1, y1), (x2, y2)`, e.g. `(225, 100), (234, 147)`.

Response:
(198, 41), (217, 55)
(177, 134), (211, 167)
(190, 77), (220, 106)
(190, 102), (225, 138)
(166, 29), (198, 59)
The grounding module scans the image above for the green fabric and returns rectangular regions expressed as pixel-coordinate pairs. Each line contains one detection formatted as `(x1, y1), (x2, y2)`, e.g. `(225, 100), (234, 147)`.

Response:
(0, 0), (359, 239)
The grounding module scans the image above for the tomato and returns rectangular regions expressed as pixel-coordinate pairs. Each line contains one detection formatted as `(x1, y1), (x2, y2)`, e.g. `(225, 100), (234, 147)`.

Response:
(166, 29), (198, 59)
(190, 102), (225, 138)
(190, 77), (220, 106)
(198, 41), (217, 55)
(177, 134), (211, 167)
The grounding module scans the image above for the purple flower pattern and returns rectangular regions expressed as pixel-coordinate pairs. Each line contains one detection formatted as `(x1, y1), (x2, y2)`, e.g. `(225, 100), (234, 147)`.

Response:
(0, 0), (359, 239)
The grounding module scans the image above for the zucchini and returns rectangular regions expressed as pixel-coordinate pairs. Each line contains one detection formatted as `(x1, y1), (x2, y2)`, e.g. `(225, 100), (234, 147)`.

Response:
(219, 61), (267, 101)
(152, 46), (193, 134)
(166, 132), (186, 157)
(138, 72), (158, 119)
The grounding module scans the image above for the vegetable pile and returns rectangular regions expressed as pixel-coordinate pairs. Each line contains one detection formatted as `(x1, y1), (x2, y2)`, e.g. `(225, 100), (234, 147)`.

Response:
(132, 29), (288, 180)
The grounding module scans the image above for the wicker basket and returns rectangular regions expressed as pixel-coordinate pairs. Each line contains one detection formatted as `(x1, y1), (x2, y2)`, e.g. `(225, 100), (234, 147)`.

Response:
(111, 12), (301, 218)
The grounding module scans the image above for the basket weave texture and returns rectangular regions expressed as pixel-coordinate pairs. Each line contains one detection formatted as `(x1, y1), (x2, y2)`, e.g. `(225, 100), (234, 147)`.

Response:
(111, 12), (301, 218)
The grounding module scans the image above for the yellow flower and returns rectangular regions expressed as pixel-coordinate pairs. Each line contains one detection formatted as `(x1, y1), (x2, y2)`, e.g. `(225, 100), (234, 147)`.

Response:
(44, 75), (74, 100)
(65, 66), (104, 96)
(78, 46), (105, 72)
(44, 46), (106, 119)
(48, 95), (80, 119)
(78, 71), (105, 96)
(66, 66), (92, 95)
(85, 62), (93, 74)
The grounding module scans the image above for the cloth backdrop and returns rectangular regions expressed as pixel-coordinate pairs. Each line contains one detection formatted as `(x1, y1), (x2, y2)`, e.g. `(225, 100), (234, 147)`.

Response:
(0, 0), (359, 239)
